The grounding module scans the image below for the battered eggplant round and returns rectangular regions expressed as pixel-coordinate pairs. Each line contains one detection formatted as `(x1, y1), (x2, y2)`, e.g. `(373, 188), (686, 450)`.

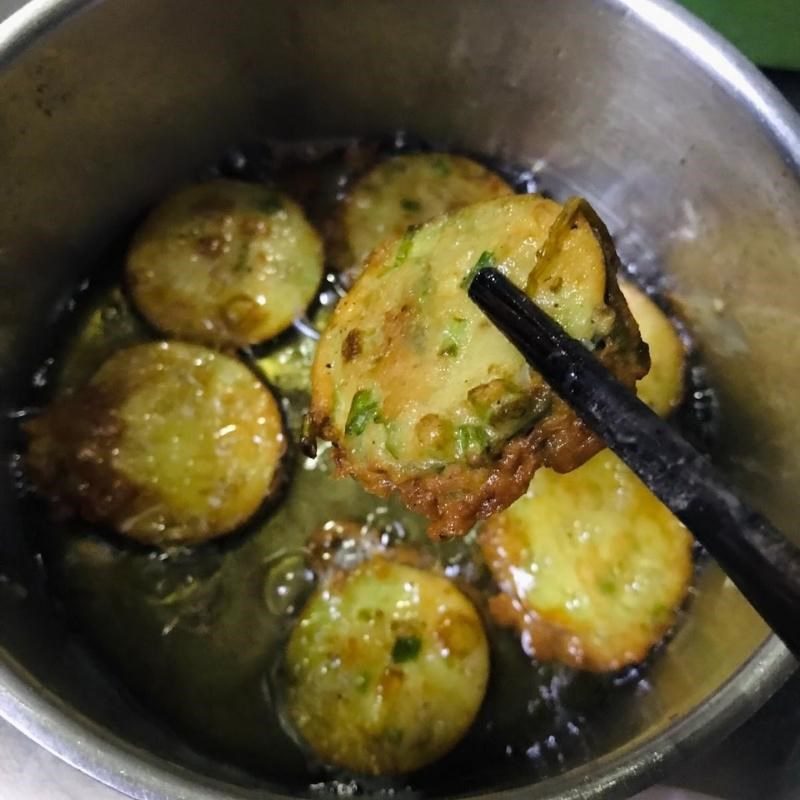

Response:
(620, 280), (686, 416)
(25, 342), (285, 546)
(127, 180), (323, 347)
(480, 450), (693, 672)
(285, 557), (489, 775)
(331, 153), (513, 275)
(479, 277), (690, 671)
(310, 194), (649, 537)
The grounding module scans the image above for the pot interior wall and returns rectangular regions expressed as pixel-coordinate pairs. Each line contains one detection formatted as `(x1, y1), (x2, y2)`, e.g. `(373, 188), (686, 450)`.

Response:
(0, 0), (798, 797)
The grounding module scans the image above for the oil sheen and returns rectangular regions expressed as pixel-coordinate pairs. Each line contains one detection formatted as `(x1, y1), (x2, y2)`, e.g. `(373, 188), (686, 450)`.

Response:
(16, 137), (715, 793)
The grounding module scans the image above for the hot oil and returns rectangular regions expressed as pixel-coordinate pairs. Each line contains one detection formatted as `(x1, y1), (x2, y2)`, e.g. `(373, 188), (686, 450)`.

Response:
(17, 137), (718, 793)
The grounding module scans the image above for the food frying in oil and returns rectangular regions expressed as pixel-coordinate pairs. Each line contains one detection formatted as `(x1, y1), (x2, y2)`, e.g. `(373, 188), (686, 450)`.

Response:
(20, 140), (710, 784)
(127, 180), (323, 347)
(330, 153), (512, 277)
(25, 341), (285, 545)
(310, 194), (649, 537)
(285, 556), (489, 774)
(480, 280), (692, 670)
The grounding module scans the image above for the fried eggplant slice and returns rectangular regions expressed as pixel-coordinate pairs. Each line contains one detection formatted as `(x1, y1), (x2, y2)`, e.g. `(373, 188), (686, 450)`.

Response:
(310, 194), (649, 537)
(620, 280), (686, 416)
(479, 276), (690, 671)
(331, 153), (512, 276)
(285, 556), (489, 775)
(25, 342), (285, 546)
(480, 449), (693, 672)
(127, 180), (323, 347)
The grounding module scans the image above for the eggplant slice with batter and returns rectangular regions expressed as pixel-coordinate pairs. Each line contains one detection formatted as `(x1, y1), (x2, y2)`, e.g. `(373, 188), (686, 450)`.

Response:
(329, 152), (513, 278)
(309, 195), (649, 537)
(285, 555), (489, 775)
(480, 279), (691, 672)
(25, 341), (286, 547)
(127, 180), (324, 348)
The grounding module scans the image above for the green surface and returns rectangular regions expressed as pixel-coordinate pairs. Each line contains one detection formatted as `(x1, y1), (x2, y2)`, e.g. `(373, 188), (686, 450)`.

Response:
(679, 0), (800, 69)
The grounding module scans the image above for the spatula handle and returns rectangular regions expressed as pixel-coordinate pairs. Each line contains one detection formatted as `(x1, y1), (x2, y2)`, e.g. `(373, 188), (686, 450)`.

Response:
(469, 267), (800, 659)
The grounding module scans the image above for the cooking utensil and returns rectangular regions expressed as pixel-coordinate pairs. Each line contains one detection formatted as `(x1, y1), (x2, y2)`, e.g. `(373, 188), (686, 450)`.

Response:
(469, 266), (800, 658)
(0, 1), (799, 798)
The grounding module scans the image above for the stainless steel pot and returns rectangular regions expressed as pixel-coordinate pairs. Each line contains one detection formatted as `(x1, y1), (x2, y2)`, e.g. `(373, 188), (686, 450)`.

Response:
(0, 1), (798, 798)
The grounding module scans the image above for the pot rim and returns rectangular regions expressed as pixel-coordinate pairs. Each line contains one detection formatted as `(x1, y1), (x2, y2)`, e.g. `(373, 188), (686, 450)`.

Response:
(0, 0), (797, 798)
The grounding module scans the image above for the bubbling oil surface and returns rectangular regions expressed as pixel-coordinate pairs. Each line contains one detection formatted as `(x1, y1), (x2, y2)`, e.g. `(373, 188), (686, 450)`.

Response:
(17, 137), (716, 793)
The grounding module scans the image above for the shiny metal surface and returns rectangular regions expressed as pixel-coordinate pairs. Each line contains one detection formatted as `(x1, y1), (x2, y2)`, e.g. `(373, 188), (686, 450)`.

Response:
(0, 715), (724, 800)
(0, 1), (798, 799)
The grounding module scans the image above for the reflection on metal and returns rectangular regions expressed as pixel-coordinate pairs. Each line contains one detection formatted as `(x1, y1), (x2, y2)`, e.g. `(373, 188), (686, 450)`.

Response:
(0, 0), (797, 799)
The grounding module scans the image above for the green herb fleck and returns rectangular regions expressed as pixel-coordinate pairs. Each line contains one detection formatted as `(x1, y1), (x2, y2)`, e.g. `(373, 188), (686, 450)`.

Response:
(414, 262), (433, 298)
(438, 317), (468, 357)
(460, 250), (495, 289)
(432, 156), (452, 177)
(401, 197), (422, 213)
(384, 422), (402, 459)
(455, 424), (489, 459)
(345, 389), (380, 436)
(384, 226), (418, 274)
(391, 635), (422, 663)
(598, 578), (616, 595)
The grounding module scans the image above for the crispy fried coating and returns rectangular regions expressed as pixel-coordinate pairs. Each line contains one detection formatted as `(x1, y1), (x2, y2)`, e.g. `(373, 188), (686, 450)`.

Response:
(285, 557), (489, 774)
(25, 342), (285, 546)
(127, 180), (323, 347)
(480, 450), (693, 672)
(480, 284), (690, 671)
(311, 195), (649, 537)
(330, 153), (512, 276)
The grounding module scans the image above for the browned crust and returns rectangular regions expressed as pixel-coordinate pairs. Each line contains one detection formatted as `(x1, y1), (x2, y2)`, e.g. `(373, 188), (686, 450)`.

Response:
(311, 195), (650, 539)
(25, 382), (140, 529)
(320, 340), (644, 539)
(314, 282), (648, 539)
(24, 350), (286, 547)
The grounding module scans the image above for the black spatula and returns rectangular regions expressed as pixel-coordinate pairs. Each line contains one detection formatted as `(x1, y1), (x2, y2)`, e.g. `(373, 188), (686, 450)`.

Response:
(469, 266), (800, 659)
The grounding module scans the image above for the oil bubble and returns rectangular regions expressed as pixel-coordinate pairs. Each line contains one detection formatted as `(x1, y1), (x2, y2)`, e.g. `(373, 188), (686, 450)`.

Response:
(263, 552), (315, 616)
(363, 506), (407, 548)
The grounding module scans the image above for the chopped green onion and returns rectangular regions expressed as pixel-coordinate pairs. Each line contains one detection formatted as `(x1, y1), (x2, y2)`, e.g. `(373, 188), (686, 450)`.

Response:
(391, 635), (422, 663)
(598, 578), (616, 595)
(455, 424), (489, 459)
(431, 156), (452, 177)
(460, 250), (495, 289)
(438, 317), (468, 357)
(384, 422), (402, 459)
(345, 389), (380, 436)
(385, 226), (418, 273)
